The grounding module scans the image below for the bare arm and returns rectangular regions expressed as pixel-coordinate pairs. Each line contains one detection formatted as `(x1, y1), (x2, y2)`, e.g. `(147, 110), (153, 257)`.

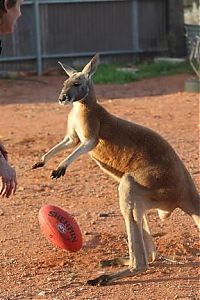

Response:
(0, 144), (17, 198)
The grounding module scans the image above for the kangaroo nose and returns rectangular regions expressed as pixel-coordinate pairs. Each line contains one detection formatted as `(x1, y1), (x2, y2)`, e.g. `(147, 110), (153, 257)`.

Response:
(59, 94), (67, 102)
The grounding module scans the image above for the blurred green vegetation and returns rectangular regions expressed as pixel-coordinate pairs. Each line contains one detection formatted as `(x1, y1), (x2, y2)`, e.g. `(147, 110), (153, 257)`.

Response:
(92, 61), (193, 84)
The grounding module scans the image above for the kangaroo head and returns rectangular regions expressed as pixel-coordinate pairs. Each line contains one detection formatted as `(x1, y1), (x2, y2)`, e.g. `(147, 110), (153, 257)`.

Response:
(58, 53), (99, 105)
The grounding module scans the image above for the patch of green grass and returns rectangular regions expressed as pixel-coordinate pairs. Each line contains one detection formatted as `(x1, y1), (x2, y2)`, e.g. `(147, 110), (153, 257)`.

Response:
(93, 63), (137, 84)
(93, 61), (193, 84)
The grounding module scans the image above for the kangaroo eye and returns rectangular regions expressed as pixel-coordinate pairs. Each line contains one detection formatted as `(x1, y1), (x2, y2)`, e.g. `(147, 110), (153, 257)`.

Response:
(73, 82), (80, 87)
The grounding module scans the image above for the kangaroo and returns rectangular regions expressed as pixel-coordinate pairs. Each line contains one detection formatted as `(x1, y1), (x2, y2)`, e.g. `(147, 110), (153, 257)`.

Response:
(32, 54), (200, 286)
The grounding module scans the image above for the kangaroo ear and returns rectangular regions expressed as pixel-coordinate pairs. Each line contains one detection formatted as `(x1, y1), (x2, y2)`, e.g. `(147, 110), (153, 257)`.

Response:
(82, 53), (100, 79)
(58, 61), (76, 77)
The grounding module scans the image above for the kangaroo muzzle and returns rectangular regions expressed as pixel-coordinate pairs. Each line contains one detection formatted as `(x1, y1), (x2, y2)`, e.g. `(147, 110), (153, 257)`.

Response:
(59, 94), (73, 105)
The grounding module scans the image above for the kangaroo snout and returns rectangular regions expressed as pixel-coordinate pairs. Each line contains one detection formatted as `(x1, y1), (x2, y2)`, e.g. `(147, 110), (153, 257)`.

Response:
(59, 94), (68, 104)
(59, 93), (75, 105)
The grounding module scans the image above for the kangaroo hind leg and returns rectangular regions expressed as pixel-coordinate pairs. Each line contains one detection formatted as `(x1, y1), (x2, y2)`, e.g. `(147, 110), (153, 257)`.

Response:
(180, 193), (200, 230)
(99, 213), (157, 268)
(143, 214), (157, 263)
(88, 174), (152, 286)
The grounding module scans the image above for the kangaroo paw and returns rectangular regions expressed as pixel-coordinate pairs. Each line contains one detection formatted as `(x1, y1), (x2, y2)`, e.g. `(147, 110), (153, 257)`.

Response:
(100, 257), (129, 267)
(87, 274), (112, 286)
(32, 161), (45, 169)
(51, 166), (66, 179)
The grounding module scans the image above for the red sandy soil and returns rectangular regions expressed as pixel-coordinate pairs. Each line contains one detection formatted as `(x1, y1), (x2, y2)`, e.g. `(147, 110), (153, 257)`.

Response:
(0, 74), (199, 300)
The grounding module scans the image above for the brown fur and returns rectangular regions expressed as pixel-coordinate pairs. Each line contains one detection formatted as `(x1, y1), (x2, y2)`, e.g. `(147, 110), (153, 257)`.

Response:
(33, 54), (200, 286)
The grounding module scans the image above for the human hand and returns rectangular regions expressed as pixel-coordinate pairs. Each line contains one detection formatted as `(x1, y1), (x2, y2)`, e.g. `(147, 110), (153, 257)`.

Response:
(0, 155), (17, 198)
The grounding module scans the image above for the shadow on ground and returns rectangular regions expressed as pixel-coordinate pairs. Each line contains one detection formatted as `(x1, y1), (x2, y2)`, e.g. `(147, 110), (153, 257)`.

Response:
(0, 74), (191, 105)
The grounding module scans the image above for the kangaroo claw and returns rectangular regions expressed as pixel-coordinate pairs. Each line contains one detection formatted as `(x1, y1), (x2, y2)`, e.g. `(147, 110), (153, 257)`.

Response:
(32, 161), (45, 169)
(51, 166), (66, 179)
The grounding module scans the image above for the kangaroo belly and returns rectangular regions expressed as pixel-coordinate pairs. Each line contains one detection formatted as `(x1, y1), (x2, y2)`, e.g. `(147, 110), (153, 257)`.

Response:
(90, 139), (150, 186)
(89, 138), (183, 191)
(90, 139), (137, 174)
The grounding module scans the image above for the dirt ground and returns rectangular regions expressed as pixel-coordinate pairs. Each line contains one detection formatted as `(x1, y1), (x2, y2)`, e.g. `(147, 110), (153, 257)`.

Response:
(0, 74), (199, 300)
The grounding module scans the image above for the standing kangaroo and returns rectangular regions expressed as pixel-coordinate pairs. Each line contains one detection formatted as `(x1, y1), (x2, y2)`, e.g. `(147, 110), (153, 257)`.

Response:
(33, 54), (199, 286)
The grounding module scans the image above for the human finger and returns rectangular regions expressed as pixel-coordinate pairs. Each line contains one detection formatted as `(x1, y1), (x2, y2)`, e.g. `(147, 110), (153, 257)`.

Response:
(6, 181), (13, 198)
(12, 179), (17, 195)
(8, 178), (17, 197)
(0, 180), (6, 196)
(2, 181), (11, 198)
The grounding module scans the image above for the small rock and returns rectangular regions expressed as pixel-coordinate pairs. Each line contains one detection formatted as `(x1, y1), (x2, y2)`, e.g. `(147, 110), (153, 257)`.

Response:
(84, 231), (91, 235)
(38, 291), (46, 296)
(99, 212), (110, 218)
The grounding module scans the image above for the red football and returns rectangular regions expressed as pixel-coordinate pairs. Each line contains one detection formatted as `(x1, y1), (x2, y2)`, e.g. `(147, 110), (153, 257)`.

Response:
(38, 204), (82, 252)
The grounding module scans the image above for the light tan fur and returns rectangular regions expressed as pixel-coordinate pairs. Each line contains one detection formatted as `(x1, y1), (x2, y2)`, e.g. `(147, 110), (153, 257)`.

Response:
(33, 54), (200, 286)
